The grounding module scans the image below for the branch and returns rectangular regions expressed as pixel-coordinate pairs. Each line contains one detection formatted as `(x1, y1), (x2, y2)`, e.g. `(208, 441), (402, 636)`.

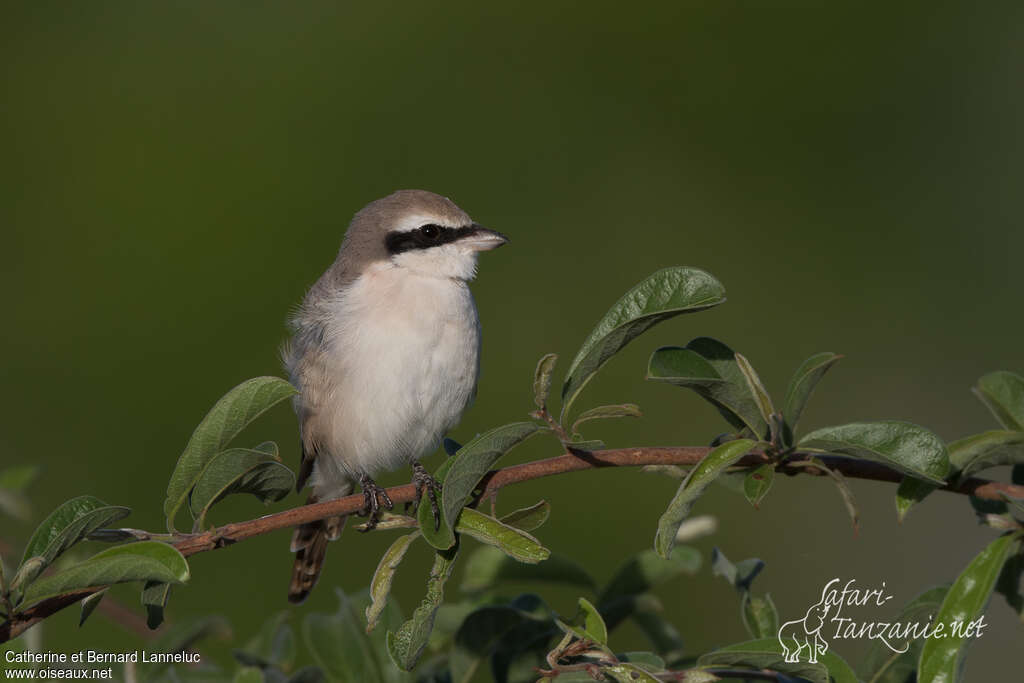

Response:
(3, 445), (1022, 642)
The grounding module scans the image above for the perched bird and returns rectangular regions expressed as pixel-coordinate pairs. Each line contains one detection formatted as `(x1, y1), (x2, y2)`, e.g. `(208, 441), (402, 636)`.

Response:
(282, 189), (507, 603)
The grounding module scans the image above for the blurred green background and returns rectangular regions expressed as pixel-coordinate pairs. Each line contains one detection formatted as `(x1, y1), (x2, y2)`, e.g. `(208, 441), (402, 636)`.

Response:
(2, 1), (1022, 677)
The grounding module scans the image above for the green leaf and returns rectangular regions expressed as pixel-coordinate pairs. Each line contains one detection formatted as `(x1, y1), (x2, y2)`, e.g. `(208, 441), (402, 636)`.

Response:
(9, 557), (46, 603)
(533, 353), (558, 410)
(996, 550), (1024, 620)
(460, 545), (596, 593)
(449, 605), (542, 683)
(570, 404), (642, 435)
(304, 589), (386, 683)
(859, 585), (949, 683)
(655, 439), (754, 558)
(896, 476), (939, 523)
(600, 547), (702, 606)
(577, 597), (607, 645)
(433, 422), (544, 550)
(189, 445), (294, 529)
(647, 339), (767, 437)
(734, 353), (774, 427)
(741, 592), (778, 639)
(20, 495), (131, 571)
(455, 508), (549, 564)
(387, 544), (460, 671)
(973, 371), (1024, 431)
(141, 580), (172, 630)
(699, 638), (858, 683)
(20, 541), (189, 608)
(561, 267), (727, 420)
(164, 376), (297, 532)
(799, 421), (949, 484)
(366, 533), (419, 633)
(917, 533), (1019, 682)
(499, 500), (550, 532)
(418, 457), (457, 549)
(78, 588), (108, 627)
(743, 464), (774, 508)
(948, 430), (1024, 479)
(782, 352), (842, 437)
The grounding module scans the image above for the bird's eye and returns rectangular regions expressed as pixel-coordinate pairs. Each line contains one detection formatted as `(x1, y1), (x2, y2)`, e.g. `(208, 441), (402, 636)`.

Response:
(420, 224), (441, 239)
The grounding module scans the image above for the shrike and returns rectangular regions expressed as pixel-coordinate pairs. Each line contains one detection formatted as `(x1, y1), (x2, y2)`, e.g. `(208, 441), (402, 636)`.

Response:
(282, 189), (507, 603)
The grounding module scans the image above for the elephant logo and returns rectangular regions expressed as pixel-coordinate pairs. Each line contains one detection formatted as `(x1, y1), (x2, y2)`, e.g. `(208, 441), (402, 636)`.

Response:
(777, 581), (834, 663)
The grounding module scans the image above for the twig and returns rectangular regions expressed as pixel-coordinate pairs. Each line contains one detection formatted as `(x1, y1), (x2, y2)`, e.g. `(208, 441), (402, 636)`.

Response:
(3, 445), (1022, 642)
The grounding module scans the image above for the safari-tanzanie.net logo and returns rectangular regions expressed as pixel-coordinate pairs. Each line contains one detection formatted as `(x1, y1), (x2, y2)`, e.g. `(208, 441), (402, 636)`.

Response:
(778, 578), (988, 664)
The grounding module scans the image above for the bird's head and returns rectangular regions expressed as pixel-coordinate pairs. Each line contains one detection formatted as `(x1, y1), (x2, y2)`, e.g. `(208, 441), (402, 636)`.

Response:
(341, 189), (507, 282)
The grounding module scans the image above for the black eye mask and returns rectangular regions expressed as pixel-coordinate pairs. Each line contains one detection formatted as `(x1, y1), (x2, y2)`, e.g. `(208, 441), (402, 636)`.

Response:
(385, 223), (480, 255)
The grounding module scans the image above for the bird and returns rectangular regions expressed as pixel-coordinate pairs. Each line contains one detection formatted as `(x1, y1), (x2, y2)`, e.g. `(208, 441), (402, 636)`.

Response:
(281, 189), (507, 603)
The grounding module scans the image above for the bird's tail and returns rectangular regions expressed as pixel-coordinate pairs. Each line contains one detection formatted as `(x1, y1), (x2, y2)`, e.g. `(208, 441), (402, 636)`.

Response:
(288, 493), (347, 604)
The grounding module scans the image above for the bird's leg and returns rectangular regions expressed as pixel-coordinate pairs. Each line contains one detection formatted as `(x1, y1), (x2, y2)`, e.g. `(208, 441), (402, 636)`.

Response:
(406, 461), (443, 529)
(357, 474), (393, 532)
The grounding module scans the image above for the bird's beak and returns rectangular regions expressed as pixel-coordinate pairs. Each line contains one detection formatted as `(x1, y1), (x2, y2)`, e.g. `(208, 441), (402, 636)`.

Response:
(461, 224), (509, 252)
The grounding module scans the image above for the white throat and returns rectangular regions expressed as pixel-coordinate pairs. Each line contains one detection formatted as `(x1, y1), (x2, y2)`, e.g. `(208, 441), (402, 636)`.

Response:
(389, 243), (480, 281)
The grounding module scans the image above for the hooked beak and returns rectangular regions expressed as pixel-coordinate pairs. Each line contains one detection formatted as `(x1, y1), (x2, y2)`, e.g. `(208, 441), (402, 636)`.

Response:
(460, 224), (509, 252)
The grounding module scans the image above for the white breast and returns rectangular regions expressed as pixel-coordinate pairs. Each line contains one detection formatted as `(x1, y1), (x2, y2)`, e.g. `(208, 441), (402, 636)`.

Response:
(314, 263), (481, 481)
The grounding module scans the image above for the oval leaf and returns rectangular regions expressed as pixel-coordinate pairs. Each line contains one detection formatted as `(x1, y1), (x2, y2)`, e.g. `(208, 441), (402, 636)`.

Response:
(141, 580), (172, 630)
(455, 508), (549, 564)
(79, 588), (108, 627)
(577, 597), (608, 645)
(435, 422), (544, 550)
(734, 353), (774, 426)
(20, 541), (189, 608)
(533, 353), (558, 410)
(450, 605), (540, 683)
(600, 547), (702, 606)
(164, 376), (297, 531)
(896, 476), (939, 523)
(973, 371), (1024, 431)
(782, 352), (842, 436)
(418, 456), (457, 550)
(799, 421), (949, 484)
(858, 585), (949, 683)
(366, 532), (419, 632)
(561, 267), (726, 420)
(948, 430), (1024, 480)
(647, 339), (767, 437)
(21, 495), (131, 570)
(917, 534), (1019, 682)
(499, 500), (551, 532)
(655, 439), (754, 558)
(571, 404), (642, 435)
(741, 593), (778, 639)
(743, 464), (775, 508)
(387, 545), (460, 671)
(190, 447), (294, 529)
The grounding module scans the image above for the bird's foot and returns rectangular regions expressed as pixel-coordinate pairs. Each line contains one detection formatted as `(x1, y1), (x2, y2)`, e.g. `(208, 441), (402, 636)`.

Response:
(357, 475), (393, 532)
(406, 461), (443, 530)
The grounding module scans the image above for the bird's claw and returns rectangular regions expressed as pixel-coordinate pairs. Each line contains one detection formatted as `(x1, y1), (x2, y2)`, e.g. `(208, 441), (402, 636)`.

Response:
(406, 461), (443, 530)
(357, 475), (393, 532)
